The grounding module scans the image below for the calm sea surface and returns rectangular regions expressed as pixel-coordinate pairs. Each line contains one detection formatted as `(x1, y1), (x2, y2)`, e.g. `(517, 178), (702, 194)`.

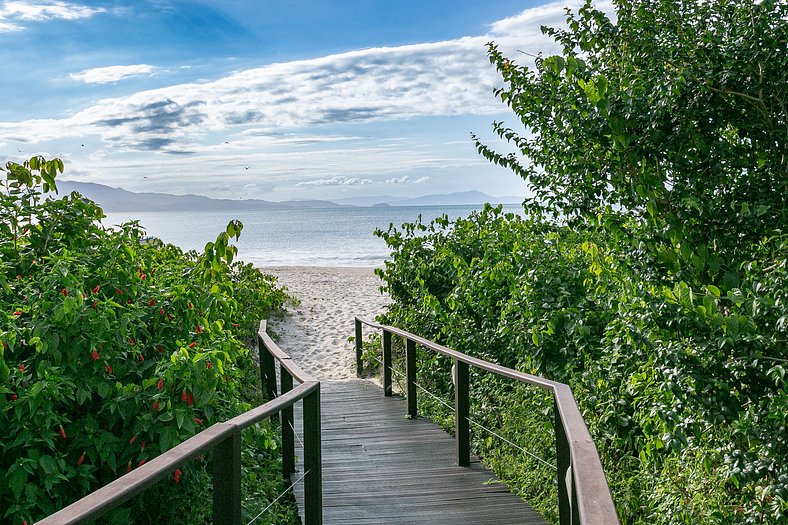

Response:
(103, 205), (523, 267)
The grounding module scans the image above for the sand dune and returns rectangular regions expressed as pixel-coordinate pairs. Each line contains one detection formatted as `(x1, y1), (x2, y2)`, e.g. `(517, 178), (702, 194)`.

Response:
(262, 266), (390, 380)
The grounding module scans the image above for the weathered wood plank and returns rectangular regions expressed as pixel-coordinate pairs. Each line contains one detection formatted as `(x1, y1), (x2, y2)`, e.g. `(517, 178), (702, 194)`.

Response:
(291, 379), (547, 525)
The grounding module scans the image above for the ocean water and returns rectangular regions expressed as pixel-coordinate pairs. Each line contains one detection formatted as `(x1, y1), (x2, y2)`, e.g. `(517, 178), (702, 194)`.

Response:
(103, 205), (523, 267)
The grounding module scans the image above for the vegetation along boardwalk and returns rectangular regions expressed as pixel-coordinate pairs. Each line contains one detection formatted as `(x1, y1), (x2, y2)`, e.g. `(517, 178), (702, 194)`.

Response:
(292, 379), (547, 524)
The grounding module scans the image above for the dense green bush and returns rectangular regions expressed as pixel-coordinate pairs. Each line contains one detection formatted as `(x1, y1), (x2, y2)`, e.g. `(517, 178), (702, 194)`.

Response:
(0, 157), (293, 524)
(375, 1), (786, 522)
(375, 207), (787, 522)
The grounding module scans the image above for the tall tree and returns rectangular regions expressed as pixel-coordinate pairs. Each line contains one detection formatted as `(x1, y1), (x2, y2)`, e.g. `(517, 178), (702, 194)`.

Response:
(476, 0), (787, 284)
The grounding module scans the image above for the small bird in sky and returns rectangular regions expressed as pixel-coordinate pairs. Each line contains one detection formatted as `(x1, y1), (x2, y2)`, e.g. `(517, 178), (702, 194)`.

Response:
(244, 166), (250, 170)
(224, 141), (229, 144)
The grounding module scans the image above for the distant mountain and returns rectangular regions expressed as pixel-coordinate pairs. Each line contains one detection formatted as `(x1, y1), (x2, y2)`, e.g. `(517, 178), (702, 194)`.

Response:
(57, 181), (346, 212)
(332, 191), (522, 207)
(329, 195), (407, 206)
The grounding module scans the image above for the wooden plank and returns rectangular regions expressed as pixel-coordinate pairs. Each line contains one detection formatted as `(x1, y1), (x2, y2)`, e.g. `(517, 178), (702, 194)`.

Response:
(291, 380), (547, 525)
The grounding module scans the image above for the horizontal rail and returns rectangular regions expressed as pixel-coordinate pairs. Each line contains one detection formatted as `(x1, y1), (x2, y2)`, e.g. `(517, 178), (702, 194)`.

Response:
(37, 320), (323, 525)
(355, 316), (618, 525)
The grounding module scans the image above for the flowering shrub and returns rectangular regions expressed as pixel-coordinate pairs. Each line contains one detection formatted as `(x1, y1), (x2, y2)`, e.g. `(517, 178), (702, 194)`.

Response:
(0, 157), (289, 523)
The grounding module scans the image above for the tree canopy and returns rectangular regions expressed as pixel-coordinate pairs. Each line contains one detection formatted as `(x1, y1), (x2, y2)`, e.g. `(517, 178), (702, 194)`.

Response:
(475, 0), (787, 284)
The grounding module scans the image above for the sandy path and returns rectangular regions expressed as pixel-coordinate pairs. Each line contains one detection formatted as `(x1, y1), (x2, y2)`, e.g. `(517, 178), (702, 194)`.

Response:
(262, 266), (390, 380)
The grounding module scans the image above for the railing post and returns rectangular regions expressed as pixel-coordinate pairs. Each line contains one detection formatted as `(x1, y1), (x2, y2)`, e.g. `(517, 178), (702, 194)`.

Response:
(555, 398), (571, 525)
(382, 329), (392, 396)
(213, 431), (242, 525)
(280, 366), (295, 477)
(453, 358), (470, 466)
(405, 338), (417, 418)
(303, 387), (323, 525)
(355, 318), (363, 377)
(259, 338), (276, 403)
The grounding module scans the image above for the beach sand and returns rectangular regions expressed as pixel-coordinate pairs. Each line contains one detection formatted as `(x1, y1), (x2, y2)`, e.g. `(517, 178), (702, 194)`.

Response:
(261, 266), (390, 380)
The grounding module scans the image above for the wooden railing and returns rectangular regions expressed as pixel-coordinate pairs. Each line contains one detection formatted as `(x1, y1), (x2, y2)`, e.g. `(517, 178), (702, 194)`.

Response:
(355, 316), (619, 525)
(36, 320), (322, 525)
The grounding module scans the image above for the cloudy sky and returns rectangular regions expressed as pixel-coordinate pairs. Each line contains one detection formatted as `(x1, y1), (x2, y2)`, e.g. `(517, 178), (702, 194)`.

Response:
(0, 0), (590, 202)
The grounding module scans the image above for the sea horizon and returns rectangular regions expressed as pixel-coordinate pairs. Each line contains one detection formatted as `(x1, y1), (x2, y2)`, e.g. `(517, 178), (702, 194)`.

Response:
(103, 204), (523, 267)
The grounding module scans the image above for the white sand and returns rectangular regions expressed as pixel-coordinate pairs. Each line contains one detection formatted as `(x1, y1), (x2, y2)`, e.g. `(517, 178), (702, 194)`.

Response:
(262, 266), (390, 380)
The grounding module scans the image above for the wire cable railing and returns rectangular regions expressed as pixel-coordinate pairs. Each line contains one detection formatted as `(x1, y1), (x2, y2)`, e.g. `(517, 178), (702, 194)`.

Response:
(370, 354), (557, 470)
(355, 316), (619, 525)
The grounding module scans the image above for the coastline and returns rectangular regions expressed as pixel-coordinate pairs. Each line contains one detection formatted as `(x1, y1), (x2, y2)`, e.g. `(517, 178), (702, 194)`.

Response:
(260, 266), (390, 380)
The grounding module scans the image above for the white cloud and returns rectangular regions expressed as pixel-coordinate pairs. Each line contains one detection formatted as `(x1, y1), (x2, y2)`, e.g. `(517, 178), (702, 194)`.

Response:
(0, 0), (590, 202)
(386, 176), (410, 184)
(297, 176), (372, 187)
(0, 1), (104, 32)
(70, 64), (159, 84)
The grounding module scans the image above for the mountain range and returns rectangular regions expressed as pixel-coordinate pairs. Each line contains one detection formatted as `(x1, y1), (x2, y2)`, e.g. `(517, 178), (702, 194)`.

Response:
(57, 181), (522, 212)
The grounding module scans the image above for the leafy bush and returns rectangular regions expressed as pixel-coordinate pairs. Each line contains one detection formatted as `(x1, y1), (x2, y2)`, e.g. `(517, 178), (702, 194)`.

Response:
(375, 207), (787, 523)
(375, 1), (786, 522)
(0, 157), (293, 524)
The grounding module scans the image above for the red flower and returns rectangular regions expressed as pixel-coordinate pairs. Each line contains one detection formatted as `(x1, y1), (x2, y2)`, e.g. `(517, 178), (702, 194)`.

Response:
(138, 354), (144, 362)
(116, 288), (122, 295)
(61, 288), (67, 297)
(128, 338), (135, 346)
(232, 323), (239, 328)
(12, 394), (17, 400)
(173, 468), (182, 483)
(13, 311), (22, 316)
(105, 364), (113, 374)
(153, 400), (159, 411)
(188, 302), (193, 309)
(77, 453), (85, 466)
(126, 299), (132, 304)
(181, 390), (188, 402)
(2, 340), (7, 350)
(196, 325), (202, 333)
(140, 441), (146, 450)
(129, 434), (138, 445)
(91, 350), (99, 361)
(157, 378), (164, 391)
(149, 299), (155, 306)
(159, 308), (165, 316)
(187, 394), (194, 407)
(59, 426), (67, 439)
(194, 418), (203, 425)
(92, 285), (100, 294)
(157, 345), (164, 353)
(137, 459), (146, 467)
(206, 361), (212, 369)
(91, 300), (98, 309)
(141, 274), (147, 280)
(188, 342), (196, 348)
(19, 364), (25, 372)
(138, 267), (143, 276)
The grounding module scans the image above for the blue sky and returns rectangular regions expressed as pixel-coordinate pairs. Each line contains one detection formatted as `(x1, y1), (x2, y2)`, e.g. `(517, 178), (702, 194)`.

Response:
(0, 0), (596, 202)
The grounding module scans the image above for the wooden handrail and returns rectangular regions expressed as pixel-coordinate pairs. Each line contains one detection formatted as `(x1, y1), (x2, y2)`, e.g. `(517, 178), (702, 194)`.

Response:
(355, 316), (619, 525)
(36, 320), (323, 525)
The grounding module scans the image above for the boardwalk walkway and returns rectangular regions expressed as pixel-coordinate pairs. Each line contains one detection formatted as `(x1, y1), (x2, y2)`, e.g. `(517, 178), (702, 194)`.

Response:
(293, 379), (547, 524)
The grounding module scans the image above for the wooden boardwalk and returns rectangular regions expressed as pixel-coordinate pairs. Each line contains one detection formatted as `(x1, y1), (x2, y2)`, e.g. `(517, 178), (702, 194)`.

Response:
(292, 379), (547, 524)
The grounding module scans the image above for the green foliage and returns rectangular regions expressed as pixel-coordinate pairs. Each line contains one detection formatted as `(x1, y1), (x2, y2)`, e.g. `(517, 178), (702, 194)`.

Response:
(475, 0), (787, 283)
(0, 157), (294, 524)
(376, 206), (788, 523)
